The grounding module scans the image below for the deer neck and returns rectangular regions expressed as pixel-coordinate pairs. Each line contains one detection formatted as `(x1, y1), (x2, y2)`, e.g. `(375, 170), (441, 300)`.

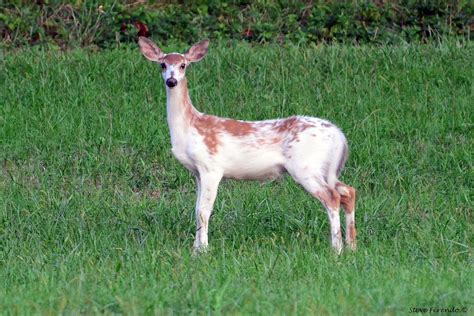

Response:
(166, 78), (198, 146)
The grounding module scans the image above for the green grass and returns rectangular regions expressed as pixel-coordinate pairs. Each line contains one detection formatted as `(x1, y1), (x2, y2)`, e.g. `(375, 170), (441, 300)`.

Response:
(1, 41), (473, 314)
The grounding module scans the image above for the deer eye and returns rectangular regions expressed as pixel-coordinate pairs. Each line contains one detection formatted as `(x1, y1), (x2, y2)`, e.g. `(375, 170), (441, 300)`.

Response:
(180, 63), (186, 70)
(160, 63), (166, 69)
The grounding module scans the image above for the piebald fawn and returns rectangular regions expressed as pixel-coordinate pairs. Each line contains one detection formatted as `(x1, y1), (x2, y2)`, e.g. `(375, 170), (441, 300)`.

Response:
(138, 37), (357, 254)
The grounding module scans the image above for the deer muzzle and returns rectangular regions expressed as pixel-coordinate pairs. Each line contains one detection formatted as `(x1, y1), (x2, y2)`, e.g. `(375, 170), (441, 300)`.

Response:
(166, 78), (178, 88)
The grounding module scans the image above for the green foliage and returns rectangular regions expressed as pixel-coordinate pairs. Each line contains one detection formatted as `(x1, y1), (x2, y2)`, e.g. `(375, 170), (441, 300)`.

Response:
(1, 41), (473, 313)
(1, 0), (472, 49)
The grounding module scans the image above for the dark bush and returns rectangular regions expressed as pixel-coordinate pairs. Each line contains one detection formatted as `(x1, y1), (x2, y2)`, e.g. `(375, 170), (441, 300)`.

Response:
(1, 0), (472, 49)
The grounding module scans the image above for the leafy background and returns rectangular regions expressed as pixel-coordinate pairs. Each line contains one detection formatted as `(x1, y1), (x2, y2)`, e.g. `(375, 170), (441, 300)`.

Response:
(1, 0), (473, 49)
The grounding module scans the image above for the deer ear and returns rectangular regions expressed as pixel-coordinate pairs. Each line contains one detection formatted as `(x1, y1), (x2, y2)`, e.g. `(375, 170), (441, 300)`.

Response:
(138, 37), (164, 62)
(184, 39), (209, 62)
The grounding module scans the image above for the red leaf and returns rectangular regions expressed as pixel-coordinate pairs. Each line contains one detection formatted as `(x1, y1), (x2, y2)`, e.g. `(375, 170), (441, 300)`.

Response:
(133, 21), (150, 37)
(242, 28), (254, 39)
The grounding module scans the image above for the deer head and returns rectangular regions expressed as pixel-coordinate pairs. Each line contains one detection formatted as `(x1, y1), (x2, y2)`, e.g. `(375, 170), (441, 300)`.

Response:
(138, 37), (209, 89)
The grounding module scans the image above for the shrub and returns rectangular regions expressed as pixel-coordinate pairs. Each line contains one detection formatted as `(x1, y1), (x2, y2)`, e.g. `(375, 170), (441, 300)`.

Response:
(1, 0), (472, 49)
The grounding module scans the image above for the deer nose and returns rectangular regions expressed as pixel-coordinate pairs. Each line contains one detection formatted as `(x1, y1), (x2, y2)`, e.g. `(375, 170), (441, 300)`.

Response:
(166, 78), (177, 88)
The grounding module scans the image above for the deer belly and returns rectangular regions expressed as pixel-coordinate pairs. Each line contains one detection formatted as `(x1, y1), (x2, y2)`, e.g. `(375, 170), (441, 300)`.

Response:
(222, 150), (286, 181)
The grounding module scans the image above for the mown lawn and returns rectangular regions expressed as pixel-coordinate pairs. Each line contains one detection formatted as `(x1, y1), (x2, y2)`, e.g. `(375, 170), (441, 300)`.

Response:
(1, 41), (472, 314)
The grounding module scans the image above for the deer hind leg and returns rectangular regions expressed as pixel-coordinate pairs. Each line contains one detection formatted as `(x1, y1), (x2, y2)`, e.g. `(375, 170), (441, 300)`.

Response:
(288, 170), (343, 254)
(336, 182), (357, 251)
(314, 187), (343, 254)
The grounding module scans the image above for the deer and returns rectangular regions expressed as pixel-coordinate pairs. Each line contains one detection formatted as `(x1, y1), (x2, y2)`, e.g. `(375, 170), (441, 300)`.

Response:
(138, 37), (357, 254)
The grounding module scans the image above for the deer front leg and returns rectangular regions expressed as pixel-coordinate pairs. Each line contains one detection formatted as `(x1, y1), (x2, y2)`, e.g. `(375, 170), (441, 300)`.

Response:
(193, 172), (222, 253)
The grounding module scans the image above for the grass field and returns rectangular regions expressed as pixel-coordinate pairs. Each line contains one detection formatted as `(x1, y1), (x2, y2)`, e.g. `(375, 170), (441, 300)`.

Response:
(1, 41), (473, 314)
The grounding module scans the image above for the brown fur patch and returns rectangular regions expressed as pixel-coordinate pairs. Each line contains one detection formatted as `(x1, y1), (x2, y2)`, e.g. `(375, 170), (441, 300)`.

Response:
(348, 223), (356, 241)
(194, 115), (221, 155)
(221, 119), (256, 137)
(272, 116), (314, 142)
(192, 115), (259, 154)
(337, 182), (356, 214)
(164, 54), (185, 65)
(315, 187), (340, 210)
(252, 136), (283, 150)
(189, 108), (320, 156)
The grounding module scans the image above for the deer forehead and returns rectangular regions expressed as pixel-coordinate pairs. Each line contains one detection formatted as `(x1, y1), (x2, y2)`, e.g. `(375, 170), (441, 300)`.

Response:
(163, 53), (186, 65)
